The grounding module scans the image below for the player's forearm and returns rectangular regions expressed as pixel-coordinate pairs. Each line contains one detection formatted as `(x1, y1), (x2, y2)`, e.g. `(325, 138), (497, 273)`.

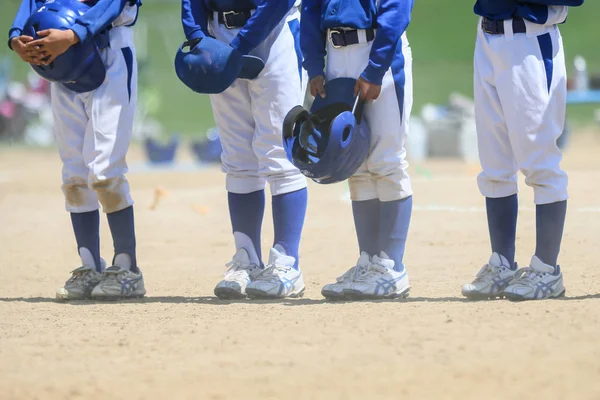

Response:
(181, 0), (208, 41)
(518, 0), (583, 6)
(8, 0), (35, 50)
(301, 0), (326, 79)
(230, 0), (296, 55)
(70, 0), (128, 44)
(362, 0), (412, 85)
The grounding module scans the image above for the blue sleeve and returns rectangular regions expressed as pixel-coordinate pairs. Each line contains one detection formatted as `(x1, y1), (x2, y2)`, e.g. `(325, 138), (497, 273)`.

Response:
(361, 0), (413, 85)
(8, 0), (35, 50)
(70, 0), (128, 44)
(230, 0), (296, 55)
(300, 0), (326, 79)
(181, 0), (208, 41)
(519, 0), (583, 5)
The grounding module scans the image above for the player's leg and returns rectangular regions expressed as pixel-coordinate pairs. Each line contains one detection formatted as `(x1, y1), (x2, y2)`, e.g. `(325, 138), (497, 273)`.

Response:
(52, 83), (105, 300)
(245, 11), (307, 299)
(345, 38), (413, 299)
(496, 25), (567, 300)
(78, 34), (145, 299)
(462, 25), (519, 300)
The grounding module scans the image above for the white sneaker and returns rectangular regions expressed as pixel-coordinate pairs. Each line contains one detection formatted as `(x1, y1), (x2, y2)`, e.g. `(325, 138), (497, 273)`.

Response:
(91, 266), (146, 300)
(246, 245), (305, 299)
(344, 252), (410, 300)
(462, 253), (516, 300)
(503, 256), (565, 301)
(321, 252), (371, 300)
(214, 248), (261, 299)
(56, 265), (104, 300)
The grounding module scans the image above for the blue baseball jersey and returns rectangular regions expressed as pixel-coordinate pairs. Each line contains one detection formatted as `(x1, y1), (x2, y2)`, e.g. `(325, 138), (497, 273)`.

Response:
(181, 0), (296, 55)
(475, 0), (584, 22)
(301, 0), (414, 85)
(8, 0), (139, 49)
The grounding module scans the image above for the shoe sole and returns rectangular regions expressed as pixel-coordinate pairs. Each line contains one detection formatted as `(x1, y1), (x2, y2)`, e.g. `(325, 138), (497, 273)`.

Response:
(462, 291), (507, 301)
(214, 287), (246, 300)
(321, 289), (348, 301)
(56, 288), (93, 301)
(246, 287), (305, 300)
(504, 288), (566, 302)
(343, 287), (410, 301)
(91, 292), (146, 301)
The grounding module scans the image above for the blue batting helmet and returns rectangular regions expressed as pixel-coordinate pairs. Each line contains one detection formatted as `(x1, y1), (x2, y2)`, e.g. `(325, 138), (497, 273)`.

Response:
(22, 0), (106, 93)
(282, 78), (369, 184)
(174, 37), (264, 94)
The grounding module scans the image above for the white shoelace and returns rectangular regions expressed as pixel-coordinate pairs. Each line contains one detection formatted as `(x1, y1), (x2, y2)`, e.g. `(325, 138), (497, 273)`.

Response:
(511, 267), (544, 285)
(474, 264), (505, 281)
(67, 268), (97, 285)
(223, 260), (258, 279)
(255, 264), (291, 282)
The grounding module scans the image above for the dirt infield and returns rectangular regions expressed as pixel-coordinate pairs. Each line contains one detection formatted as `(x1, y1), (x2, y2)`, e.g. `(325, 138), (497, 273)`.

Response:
(1, 131), (600, 400)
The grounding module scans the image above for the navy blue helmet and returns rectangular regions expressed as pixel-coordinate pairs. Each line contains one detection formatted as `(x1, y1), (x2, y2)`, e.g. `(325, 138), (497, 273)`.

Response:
(282, 78), (369, 184)
(22, 0), (107, 93)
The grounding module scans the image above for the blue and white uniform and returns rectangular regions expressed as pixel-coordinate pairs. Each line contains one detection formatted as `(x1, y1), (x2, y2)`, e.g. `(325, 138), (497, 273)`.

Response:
(302, 0), (414, 299)
(9, 0), (145, 299)
(182, 0), (308, 299)
(462, 0), (584, 301)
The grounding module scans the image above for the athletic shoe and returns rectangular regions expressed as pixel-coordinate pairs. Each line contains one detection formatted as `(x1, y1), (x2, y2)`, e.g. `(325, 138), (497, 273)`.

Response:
(91, 266), (146, 300)
(462, 252), (516, 300)
(246, 245), (305, 299)
(344, 252), (410, 300)
(56, 265), (103, 300)
(503, 256), (565, 301)
(214, 248), (261, 299)
(321, 252), (371, 300)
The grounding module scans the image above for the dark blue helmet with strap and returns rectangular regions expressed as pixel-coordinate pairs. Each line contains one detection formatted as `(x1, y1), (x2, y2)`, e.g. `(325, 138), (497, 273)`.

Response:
(282, 78), (369, 184)
(174, 37), (265, 94)
(22, 0), (107, 93)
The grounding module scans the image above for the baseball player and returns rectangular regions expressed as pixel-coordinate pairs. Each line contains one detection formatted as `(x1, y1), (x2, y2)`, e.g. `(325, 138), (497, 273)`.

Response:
(8, 0), (146, 300)
(181, 0), (308, 299)
(301, 0), (415, 299)
(462, 0), (584, 301)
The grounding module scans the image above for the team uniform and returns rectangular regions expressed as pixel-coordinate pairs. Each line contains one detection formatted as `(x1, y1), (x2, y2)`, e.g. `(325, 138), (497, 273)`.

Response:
(9, 0), (146, 300)
(301, 0), (414, 299)
(462, 0), (584, 301)
(181, 0), (309, 299)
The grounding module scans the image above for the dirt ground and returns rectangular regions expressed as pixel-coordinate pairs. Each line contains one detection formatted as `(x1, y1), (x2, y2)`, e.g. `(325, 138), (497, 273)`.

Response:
(1, 131), (600, 400)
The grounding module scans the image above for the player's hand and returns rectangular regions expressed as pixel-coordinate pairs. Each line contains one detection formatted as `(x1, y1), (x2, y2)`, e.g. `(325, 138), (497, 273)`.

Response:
(309, 75), (326, 98)
(354, 77), (381, 101)
(9, 35), (44, 64)
(26, 29), (80, 65)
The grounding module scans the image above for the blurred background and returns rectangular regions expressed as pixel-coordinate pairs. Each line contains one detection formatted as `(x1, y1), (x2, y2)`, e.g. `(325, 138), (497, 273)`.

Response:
(0, 0), (598, 162)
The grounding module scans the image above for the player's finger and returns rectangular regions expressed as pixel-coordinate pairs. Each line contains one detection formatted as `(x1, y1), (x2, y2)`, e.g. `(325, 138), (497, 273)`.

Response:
(20, 35), (34, 42)
(353, 80), (360, 97)
(316, 80), (326, 98)
(310, 82), (317, 97)
(36, 29), (52, 37)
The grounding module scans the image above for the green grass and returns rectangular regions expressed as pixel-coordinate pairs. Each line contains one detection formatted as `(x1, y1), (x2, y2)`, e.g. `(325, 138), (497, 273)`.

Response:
(2, 0), (599, 136)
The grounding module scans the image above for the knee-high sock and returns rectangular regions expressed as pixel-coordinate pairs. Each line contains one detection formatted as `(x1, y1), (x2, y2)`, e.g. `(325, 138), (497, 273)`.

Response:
(352, 199), (381, 257)
(379, 196), (412, 272)
(70, 210), (101, 272)
(106, 206), (138, 272)
(272, 188), (307, 270)
(228, 190), (265, 265)
(535, 200), (567, 267)
(486, 195), (518, 268)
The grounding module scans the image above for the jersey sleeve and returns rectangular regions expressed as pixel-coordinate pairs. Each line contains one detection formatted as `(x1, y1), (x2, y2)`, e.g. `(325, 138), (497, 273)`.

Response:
(300, 0), (326, 80)
(8, 0), (35, 50)
(70, 0), (129, 44)
(229, 0), (296, 55)
(181, 0), (208, 41)
(361, 0), (413, 85)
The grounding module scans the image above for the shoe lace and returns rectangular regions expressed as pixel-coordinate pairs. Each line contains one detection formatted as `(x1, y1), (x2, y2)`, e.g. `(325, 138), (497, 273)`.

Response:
(101, 268), (124, 285)
(511, 267), (543, 285)
(67, 268), (96, 285)
(355, 262), (386, 282)
(224, 260), (257, 279)
(474, 264), (504, 282)
(255, 264), (290, 282)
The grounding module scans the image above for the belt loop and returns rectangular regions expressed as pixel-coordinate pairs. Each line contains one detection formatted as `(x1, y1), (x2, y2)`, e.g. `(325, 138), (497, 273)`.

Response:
(503, 19), (514, 40)
(357, 29), (367, 45)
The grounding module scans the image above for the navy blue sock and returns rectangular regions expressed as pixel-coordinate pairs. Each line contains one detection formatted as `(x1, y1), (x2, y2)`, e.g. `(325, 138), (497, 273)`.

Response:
(70, 210), (101, 272)
(228, 190), (265, 263)
(486, 195), (518, 268)
(272, 188), (307, 270)
(106, 206), (138, 273)
(351, 199), (381, 256)
(535, 200), (567, 267)
(379, 196), (412, 272)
